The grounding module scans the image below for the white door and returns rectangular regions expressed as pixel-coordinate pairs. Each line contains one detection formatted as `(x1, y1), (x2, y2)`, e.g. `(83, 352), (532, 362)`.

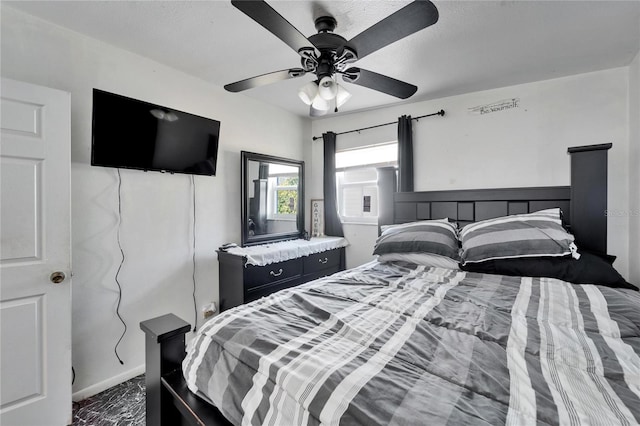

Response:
(0, 78), (72, 425)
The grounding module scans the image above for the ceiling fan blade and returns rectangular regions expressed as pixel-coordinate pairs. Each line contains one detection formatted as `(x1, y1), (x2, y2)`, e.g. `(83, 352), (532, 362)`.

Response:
(341, 68), (417, 99)
(231, 0), (314, 54)
(344, 0), (438, 60)
(224, 68), (306, 92)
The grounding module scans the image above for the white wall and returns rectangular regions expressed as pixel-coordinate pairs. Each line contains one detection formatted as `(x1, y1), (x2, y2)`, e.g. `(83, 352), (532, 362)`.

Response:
(1, 7), (310, 398)
(312, 68), (631, 277)
(629, 51), (640, 285)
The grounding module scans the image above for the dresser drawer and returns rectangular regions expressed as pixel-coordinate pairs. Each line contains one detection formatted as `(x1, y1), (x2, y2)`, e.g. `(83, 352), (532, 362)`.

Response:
(245, 278), (301, 303)
(244, 258), (303, 289)
(303, 249), (342, 275)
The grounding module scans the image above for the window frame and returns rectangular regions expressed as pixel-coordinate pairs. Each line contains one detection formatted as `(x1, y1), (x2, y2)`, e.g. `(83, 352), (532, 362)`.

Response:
(267, 174), (299, 221)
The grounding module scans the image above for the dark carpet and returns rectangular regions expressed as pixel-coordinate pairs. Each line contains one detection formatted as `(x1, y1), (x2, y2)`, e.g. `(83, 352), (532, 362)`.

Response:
(72, 374), (145, 425)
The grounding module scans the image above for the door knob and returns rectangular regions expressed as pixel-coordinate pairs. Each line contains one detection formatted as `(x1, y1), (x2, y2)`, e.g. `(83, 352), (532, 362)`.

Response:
(50, 271), (66, 284)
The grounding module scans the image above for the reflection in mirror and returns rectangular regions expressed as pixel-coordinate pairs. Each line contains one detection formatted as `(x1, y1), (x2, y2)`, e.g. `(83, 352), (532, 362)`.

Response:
(241, 152), (304, 246)
(247, 161), (299, 236)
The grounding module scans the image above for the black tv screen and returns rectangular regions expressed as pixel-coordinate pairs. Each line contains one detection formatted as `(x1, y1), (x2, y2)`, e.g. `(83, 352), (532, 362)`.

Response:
(91, 89), (220, 176)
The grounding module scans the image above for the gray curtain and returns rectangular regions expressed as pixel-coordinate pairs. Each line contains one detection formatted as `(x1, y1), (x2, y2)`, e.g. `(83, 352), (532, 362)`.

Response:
(397, 115), (414, 192)
(258, 162), (269, 179)
(322, 132), (344, 237)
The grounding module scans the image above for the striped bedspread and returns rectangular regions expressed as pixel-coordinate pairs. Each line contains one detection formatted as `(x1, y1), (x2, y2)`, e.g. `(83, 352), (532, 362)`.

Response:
(183, 261), (640, 425)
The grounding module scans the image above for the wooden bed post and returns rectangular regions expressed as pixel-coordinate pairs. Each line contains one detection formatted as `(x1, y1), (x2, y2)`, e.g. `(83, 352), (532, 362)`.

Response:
(567, 143), (612, 255)
(140, 313), (191, 426)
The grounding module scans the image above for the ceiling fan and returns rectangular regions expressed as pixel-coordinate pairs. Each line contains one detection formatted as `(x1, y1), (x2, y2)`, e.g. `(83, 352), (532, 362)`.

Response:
(224, 0), (439, 116)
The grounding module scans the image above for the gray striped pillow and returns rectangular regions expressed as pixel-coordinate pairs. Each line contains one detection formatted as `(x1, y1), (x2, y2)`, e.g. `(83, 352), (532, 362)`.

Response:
(373, 220), (460, 261)
(459, 208), (577, 265)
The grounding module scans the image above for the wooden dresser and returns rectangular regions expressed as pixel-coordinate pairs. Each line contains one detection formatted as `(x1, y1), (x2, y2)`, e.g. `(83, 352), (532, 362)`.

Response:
(217, 239), (346, 311)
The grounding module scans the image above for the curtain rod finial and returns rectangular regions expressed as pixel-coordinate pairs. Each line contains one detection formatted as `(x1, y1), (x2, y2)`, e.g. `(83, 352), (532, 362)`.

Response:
(439, 109), (445, 116)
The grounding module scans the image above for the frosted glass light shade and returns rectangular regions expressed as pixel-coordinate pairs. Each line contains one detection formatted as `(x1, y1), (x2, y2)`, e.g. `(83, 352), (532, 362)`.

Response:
(318, 76), (338, 100)
(298, 81), (318, 105)
(335, 85), (352, 108)
(311, 94), (330, 111)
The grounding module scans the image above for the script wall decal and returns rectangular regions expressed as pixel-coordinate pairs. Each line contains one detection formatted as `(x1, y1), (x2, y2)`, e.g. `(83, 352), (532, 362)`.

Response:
(468, 98), (520, 115)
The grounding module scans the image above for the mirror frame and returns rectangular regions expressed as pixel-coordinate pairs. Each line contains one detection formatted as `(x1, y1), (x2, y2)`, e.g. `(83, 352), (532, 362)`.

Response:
(241, 151), (305, 246)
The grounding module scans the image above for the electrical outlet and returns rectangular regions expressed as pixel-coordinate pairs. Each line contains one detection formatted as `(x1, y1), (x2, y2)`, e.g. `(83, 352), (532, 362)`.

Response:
(201, 302), (217, 318)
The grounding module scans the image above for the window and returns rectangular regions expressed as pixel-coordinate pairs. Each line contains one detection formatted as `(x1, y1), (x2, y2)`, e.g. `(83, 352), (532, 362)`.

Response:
(267, 164), (298, 220)
(336, 143), (397, 224)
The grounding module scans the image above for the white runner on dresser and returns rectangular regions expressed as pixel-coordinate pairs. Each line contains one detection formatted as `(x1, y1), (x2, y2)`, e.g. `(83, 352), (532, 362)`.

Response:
(225, 237), (348, 266)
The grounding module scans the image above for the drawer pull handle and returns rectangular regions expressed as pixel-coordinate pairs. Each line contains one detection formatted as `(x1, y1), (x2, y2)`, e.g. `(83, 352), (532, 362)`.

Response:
(319, 257), (328, 264)
(270, 268), (283, 277)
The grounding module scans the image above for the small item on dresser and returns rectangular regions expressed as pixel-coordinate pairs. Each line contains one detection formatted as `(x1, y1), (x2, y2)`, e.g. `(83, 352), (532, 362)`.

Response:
(218, 242), (238, 252)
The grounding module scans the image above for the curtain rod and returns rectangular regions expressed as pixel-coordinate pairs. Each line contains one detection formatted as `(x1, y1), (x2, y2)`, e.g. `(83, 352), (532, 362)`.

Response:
(311, 109), (445, 141)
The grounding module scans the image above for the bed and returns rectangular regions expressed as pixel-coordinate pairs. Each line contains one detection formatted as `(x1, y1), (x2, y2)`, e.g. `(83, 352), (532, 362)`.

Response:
(141, 143), (640, 425)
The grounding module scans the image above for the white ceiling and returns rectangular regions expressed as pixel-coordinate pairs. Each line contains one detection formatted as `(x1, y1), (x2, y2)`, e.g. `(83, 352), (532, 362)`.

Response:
(6, 0), (640, 118)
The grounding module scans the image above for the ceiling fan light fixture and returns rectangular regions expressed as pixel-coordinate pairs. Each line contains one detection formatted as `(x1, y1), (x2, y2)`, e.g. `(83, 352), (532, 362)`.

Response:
(318, 76), (338, 100)
(298, 81), (318, 105)
(227, 0), (439, 116)
(311, 93), (330, 111)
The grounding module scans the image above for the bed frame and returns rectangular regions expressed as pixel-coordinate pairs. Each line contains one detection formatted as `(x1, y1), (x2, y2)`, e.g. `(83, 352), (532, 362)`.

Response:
(140, 143), (611, 426)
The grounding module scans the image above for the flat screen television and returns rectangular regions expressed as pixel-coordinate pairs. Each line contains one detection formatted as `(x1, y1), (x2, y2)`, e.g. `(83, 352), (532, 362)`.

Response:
(91, 89), (220, 176)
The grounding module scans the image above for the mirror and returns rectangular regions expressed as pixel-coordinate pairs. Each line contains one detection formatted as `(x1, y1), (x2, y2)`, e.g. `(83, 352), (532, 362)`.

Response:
(241, 151), (305, 246)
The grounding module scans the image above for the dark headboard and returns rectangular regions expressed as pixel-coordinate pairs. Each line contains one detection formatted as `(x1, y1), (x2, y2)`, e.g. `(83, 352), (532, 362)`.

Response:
(379, 143), (612, 254)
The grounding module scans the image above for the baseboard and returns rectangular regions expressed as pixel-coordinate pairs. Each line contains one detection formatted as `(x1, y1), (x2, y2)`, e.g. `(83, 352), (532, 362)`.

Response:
(72, 364), (145, 401)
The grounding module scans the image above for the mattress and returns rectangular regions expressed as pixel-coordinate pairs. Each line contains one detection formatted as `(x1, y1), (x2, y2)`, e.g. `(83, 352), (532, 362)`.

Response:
(183, 261), (640, 425)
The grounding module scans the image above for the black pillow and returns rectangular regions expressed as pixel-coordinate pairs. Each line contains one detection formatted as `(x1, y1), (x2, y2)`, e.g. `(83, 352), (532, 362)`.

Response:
(460, 251), (638, 291)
